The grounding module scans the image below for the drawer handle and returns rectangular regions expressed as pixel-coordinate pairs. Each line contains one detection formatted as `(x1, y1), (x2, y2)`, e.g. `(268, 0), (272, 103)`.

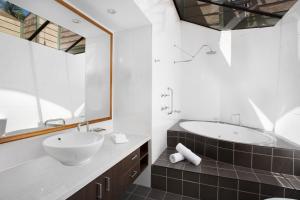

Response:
(105, 177), (111, 192)
(131, 154), (138, 161)
(96, 182), (102, 200)
(130, 170), (138, 178)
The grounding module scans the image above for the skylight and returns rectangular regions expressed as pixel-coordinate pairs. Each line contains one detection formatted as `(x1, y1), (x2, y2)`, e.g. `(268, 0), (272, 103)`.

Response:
(173, 0), (298, 30)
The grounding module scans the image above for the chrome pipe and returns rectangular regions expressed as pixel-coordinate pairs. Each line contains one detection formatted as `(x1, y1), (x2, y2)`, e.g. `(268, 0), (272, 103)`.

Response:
(167, 87), (174, 115)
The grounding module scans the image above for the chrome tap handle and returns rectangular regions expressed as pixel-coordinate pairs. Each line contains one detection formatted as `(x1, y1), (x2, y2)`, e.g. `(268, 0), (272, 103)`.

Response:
(77, 121), (90, 132)
(76, 123), (81, 132)
(161, 93), (170, 98)
(161, 106), (169, 111)
(86, 121), (90, 132)
(44, 118), (66, 127)
(91, 127), (106, 133)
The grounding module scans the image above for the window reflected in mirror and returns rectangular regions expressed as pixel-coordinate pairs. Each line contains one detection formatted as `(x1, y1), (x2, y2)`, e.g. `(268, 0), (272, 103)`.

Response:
(0, 0), (85, 54)
(0, 0), (112, 140)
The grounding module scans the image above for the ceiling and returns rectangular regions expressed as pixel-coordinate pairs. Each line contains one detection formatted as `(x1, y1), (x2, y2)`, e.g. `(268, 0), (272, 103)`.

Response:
(173, 0), (298, 30)
(65, 0), (151, 32)
(10, 0), (151, 36)
(9, 0), (104, 38)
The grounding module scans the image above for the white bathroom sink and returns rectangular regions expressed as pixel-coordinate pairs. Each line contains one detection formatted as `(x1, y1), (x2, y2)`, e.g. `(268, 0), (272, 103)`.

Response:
(43, 132), (104, 166)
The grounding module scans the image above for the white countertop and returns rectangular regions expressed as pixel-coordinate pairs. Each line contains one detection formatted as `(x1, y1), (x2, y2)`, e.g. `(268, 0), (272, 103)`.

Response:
(0, 133), (150, 200)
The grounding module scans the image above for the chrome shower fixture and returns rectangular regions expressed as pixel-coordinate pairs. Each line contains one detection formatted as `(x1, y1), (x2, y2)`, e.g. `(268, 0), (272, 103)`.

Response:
(174, 44), (216, 64)
(206, 50), (217, 55)
(160, 87), (181, 115)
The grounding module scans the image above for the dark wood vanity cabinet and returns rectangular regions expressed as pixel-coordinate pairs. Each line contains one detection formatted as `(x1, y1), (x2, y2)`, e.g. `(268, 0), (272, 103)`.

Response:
(67, 142), (149, 200)
(67, 187), (86, 200)
(85, 170), (113, 200)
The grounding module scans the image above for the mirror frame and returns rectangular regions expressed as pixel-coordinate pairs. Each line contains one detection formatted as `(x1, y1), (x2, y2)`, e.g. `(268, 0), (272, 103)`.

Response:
(0, 0), (113, 144)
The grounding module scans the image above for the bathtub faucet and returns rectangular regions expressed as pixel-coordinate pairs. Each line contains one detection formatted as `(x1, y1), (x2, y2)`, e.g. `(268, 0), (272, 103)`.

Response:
(231, 114), (241, 126)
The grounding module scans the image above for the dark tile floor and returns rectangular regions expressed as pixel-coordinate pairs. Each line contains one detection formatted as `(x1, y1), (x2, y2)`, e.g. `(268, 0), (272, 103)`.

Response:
(121, 184), (198, 200)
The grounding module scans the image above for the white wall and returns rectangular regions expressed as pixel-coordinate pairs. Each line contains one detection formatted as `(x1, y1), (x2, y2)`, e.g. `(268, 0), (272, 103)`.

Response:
(180, 22), (222, 121)
(219, 27), (280, 131)
(33, 44), (86, 123)
(113, 25), (152, 186)
(216, 3), (300, 144)
(0, 32), (85, 134)
(85, 35), (111, 120)
(179, 1), (300, 145)
(274, 1), (300, 145)
(0, 33), (39, 134)
(135, 0), (183, 164)
(113, 26), (152, 135)
(180, 21), (280, 130)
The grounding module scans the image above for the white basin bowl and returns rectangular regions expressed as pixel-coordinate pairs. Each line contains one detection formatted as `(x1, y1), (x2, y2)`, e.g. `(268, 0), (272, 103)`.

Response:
(43, 132), (104, 166)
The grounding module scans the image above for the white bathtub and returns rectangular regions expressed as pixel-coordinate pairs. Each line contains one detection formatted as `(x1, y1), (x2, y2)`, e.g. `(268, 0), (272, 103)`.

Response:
(179, 121), (276, 146)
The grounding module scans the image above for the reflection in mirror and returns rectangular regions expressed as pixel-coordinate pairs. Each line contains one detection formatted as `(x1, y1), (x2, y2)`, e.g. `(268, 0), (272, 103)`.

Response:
(0, 0), (112, 140)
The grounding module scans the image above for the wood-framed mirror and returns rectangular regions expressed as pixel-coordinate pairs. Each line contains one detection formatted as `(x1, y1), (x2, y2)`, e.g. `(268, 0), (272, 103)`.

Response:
(0, 0), (113, 144)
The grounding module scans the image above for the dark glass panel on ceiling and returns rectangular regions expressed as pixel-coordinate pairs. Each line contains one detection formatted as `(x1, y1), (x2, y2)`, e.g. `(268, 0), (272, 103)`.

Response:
(200, 0), (297, 17)
(174, 0), (287, 30)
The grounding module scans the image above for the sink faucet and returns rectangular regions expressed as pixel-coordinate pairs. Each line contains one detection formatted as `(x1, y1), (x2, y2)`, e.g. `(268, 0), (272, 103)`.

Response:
(44, 118), (66, 127)
(77, 121), (106, 133)
(77, 121), (90, 132)
(231, 114), (241, 126)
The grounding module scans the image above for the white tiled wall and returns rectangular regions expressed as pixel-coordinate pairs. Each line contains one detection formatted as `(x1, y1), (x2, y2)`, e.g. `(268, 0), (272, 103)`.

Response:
(178, 1), (300, 145)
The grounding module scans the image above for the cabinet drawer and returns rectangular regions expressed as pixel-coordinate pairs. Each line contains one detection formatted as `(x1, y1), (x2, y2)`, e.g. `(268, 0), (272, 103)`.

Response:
(121, 163), (140, 192)
(119, 149), (140, 172)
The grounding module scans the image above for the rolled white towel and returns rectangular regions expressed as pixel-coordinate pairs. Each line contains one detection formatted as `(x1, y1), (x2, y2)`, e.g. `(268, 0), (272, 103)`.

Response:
(169, 152), (185, 163)
(176, 143), (201, 166)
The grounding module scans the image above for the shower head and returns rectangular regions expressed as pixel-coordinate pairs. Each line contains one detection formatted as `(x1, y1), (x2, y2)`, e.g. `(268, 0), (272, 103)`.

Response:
(173, 44), (216, 64)
(206, 50), (216, 55)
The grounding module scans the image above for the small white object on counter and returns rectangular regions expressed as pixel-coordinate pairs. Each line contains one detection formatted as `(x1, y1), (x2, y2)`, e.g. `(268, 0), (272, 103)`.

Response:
(169, 152), (185, 163)
(111, 132), (129, 144)
(176, 143), (201, 166)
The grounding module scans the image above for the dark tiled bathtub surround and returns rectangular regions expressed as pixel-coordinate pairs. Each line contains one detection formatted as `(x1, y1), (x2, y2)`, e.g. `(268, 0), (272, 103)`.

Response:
(168, 120), (300, 176)
(152, 149), (300, 200)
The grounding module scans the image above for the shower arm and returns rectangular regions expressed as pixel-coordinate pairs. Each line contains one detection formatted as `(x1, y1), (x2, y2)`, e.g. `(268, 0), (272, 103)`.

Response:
(192, 45), (210, 58)
(173, 44), (194, 58)
(174, 59), (193, 64)
(173, 44), (214, 64)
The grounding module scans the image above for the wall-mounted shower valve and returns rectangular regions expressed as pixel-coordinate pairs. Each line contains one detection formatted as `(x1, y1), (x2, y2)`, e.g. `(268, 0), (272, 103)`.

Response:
(161, 93), (169, 98)
(161, 106), (169, 111)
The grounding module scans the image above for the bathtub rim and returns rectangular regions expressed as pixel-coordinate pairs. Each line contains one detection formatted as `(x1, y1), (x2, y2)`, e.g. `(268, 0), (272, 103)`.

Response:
(169, 119), (300, 150)
(179, 120), (276, 146)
